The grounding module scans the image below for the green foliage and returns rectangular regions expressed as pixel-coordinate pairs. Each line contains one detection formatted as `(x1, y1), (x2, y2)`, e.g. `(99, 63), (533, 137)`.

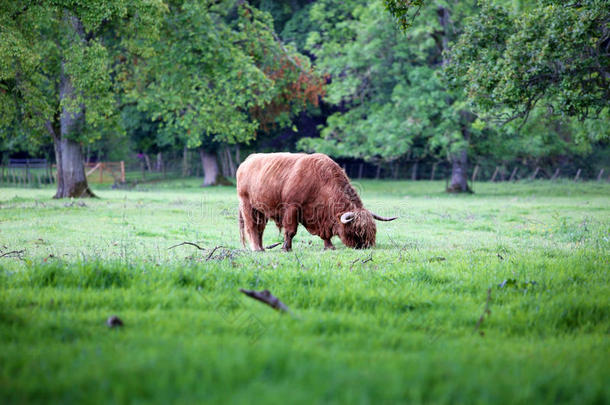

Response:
(0, 181), (609, 403)
(447, 0), (610, 125)
(133, 1), (321, 151)
(298, 1), (479, 164)
(383, 0), (427, 30)
(0, 0), (166, 144)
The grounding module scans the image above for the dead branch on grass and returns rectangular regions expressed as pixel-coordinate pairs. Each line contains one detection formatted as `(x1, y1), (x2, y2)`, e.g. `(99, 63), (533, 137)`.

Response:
(265, 242), (281, 250)
(239, 289), (291, 313)
(350, 252), (373, 270)
(168, 241), (205, 251)
(0, 249), (25, 259)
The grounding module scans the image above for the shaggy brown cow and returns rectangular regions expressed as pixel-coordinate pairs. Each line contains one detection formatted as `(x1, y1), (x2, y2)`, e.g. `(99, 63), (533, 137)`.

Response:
(236, 152), (396, 251)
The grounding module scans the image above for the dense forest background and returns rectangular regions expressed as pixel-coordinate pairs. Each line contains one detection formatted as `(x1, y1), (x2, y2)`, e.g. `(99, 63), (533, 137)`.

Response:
(1, 0), (608, 196)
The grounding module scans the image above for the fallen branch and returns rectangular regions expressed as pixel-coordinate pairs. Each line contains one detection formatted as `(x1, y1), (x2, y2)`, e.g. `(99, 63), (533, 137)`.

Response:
(0, 249), (25, 259)
(474, 288), (492, 336)
(239, 289), (290, 313)
(206, 245), (226, 261)
(266, 242), (281, 250)
(168, 241), (205, 251)
(350, 252), (373, 270)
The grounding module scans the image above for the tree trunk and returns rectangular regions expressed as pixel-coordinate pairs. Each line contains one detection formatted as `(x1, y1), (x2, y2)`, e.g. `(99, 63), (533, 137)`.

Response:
(235, 144), (241, 166)
(225, 146), (236, 177)
(182, 147), (189, 176)
(52, 15), (95, 199)
(200, 148), (220, 186)
(143, 153), (152, 172)
(156, 152), (164, 172)
(447, 150), (472, 193)
(53, 136), (94, 198)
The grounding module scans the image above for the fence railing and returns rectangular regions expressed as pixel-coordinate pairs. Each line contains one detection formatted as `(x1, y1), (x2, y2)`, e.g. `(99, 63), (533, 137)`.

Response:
(0, 160), (126, 187)
(0, 159), (55, 187)
(1, 157), (608, 188)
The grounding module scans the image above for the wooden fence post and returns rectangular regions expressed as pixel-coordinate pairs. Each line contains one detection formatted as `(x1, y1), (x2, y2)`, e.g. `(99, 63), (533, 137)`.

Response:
(430, 163), (437, 181)
(490, 166), (499, 182)
(411, 162), (418, 181)
(471, 165), (480, 183)
(509, 167), (518, 182)
(530, 167), (540, 180)
(596, 168), (604, 181)
(48, 164), (53, 184)
(120, 161), (125, 183)
(574, 168), (581, 181)
(551, 168), (560, 180)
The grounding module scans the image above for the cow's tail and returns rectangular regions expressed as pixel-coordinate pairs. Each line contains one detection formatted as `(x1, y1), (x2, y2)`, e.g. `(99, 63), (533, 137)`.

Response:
(239, 209), (246, 248)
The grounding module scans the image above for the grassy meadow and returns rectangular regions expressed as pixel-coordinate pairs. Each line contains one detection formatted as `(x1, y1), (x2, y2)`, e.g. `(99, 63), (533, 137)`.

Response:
(0, 179), (609, 404)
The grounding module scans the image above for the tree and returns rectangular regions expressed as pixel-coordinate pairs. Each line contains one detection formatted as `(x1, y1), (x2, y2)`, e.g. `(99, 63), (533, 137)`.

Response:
(296, 0), (478, 192)
(446, 0), (609, 127)
(0, 0), (165, 197)
(134, 1), (323, 186)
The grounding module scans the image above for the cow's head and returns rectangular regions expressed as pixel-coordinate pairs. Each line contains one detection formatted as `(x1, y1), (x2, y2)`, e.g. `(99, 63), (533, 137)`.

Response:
(337, 209), (397, 249)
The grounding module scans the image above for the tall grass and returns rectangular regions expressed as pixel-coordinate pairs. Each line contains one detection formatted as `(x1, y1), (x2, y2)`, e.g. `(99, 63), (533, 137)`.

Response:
(0, 180), (608, 404)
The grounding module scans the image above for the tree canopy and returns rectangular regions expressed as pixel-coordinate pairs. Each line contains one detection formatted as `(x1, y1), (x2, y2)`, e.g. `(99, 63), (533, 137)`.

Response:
(446, 0), (610, 127)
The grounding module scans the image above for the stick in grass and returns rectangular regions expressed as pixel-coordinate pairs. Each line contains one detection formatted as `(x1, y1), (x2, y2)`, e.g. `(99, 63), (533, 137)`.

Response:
(168, 241), (205, 251)
(239, 289), (290, 313)
(265, 242), (281, 250)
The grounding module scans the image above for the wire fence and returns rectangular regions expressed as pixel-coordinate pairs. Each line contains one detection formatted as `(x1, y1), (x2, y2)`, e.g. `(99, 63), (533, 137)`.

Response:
(338, 159), (609, 184)
(1, 156), (608, 188)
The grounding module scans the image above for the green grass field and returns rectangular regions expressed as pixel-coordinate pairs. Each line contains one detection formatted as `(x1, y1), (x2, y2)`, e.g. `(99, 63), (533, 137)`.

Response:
(1, 180), (608, 404)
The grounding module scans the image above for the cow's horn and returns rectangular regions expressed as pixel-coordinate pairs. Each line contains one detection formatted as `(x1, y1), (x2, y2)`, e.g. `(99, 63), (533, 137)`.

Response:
(340, 212), (355, 224)
(371, 212), (397, 221)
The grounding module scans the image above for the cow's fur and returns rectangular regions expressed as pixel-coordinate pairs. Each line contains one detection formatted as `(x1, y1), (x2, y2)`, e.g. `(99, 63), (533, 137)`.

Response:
(236, 152), (393, 251)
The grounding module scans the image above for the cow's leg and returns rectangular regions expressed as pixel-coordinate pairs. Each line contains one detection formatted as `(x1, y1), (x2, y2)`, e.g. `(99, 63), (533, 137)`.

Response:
(251, 209), (267, 251)
(323, 238), (335, 250)
(281, 205), (299, 252)
(240, 199), (265, 251)
(239, 209), (246, 248)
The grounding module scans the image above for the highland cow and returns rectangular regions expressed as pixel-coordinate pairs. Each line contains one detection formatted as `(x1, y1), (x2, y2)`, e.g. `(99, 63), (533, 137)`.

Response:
(236, 153), (396, 251)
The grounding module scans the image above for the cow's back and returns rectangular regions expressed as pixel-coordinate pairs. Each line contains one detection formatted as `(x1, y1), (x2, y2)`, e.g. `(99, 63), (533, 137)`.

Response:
(236, 153), (338, 212)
